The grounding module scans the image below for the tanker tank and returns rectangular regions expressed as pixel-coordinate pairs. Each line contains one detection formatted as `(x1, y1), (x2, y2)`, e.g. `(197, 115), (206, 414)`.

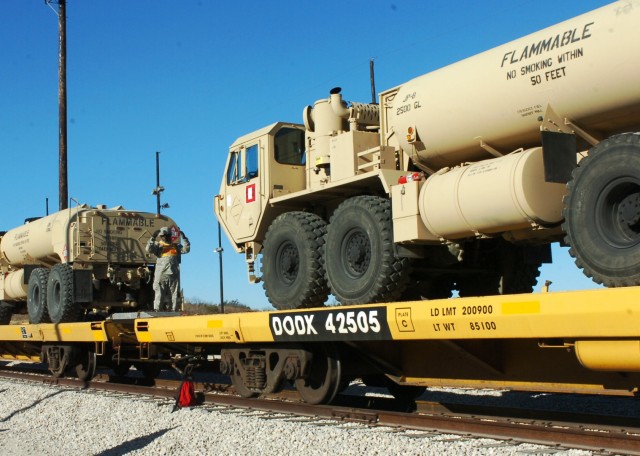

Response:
(387, 1), (640, 170)
(1, 207), (81, 268)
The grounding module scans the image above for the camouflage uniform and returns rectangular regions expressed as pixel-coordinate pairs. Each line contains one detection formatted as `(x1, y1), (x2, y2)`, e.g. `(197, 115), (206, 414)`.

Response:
(146, 227), (190, 311)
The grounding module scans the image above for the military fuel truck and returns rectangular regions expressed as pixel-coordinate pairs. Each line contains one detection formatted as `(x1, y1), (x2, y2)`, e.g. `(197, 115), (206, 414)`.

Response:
(0, 204), (179, 324)
(214, 1), (640, 310)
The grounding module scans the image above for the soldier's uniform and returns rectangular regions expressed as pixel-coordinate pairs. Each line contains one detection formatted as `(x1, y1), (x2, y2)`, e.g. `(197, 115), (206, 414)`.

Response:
(146, 227), (190, 311)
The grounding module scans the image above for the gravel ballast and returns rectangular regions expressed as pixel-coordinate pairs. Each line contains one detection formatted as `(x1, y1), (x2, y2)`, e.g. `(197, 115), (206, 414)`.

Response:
(0, 378), (599, 455)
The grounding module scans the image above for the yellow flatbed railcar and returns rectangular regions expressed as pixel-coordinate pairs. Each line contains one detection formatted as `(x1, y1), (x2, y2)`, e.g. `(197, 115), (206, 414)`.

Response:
(2, 288), (640, 403)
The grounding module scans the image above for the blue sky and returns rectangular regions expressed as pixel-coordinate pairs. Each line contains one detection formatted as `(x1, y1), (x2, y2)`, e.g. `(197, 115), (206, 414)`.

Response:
(2, 0), (610, 310)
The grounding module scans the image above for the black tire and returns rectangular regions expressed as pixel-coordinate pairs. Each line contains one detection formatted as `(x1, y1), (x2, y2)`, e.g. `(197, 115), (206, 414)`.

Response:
(0, 301), (14, 325)
(261, 212), (329, 310)
(324, 196), (410, 304)
(27, 268), (51, 324)
(563, 133), (640, 287)
(401, 274), (454, 301)
(47, 264), (82, 323)
(457, 241), (541, 297)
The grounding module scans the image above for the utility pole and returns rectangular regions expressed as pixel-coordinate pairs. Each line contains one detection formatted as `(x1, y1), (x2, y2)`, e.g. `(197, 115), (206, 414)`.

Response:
(152, 151), (168, 214)
(46, 0), (68, 210)
(215, 223), (225, 313)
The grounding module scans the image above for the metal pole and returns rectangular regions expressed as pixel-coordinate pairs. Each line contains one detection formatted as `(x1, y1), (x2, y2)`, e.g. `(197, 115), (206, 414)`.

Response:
(155, 151), (161, 215)
(217, 222), (225, 313)
(58, 0), (68, 210)
(369, 58), (376, 104)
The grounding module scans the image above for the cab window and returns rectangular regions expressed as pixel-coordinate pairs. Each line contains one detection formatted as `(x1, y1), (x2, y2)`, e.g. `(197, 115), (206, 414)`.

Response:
(226, 151), (240, 185)
(246, 144), (259, 179)
(274, 127), (305, 165)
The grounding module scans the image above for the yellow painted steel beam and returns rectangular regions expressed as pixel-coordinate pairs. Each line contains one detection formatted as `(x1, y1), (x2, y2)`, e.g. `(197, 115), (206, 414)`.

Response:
(0, 321), (109, 343)
(136, 287), (640, 344)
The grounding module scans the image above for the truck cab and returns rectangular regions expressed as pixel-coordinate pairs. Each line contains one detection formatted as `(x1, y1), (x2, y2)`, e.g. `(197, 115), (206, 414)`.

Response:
(215, 122), (306, 251)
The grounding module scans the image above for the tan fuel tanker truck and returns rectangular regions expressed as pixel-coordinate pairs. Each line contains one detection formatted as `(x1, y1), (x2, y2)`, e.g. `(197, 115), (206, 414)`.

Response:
(0, 204), (178, 324)
(214, 1), (640, 310)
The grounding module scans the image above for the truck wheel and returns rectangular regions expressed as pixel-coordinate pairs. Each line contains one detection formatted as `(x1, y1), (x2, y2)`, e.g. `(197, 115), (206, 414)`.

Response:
(563, 133), (640, 287)
(47, 264), (82, 323)
(261, 212), (329, 310)
(401, 275), (454, 300)
(325, 196), (410, 304)
(457, 241), (541, 297)
(27, 268), (51, 324)
(0, 301), (14, 325)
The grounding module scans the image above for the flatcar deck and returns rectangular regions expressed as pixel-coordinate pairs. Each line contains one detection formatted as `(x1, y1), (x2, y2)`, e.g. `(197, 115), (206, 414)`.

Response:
(134, 286), (640, 343)
(1, 287), (640, 401)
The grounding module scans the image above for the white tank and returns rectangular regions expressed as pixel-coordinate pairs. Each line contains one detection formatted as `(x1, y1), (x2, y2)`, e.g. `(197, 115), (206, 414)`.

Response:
(1, 207), (79, 267)
(389, 1), (640, 169)
(418, 147), (567, 239)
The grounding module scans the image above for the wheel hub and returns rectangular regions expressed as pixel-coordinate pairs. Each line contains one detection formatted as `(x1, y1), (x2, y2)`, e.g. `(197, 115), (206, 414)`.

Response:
(597, 179), (640, 248)
(618, 192), (640, 228)
(278, 242), (299, 283)
(345, 231), (370, 276)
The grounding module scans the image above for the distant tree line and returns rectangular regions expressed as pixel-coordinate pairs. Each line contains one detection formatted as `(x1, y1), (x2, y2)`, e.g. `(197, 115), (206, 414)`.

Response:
(182, 298), (255, 314)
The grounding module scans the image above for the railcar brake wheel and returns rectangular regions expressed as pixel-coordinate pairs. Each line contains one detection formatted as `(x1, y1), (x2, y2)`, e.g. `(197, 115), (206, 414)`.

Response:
(563, 133), (640, 286)
(294, 345), (341, 405)
(27, 268), (51, 324)
(324, 196), (410, 304)
(261, 212), (329, 310)
(47, 264), (82, 323)
(75, 350), (97, 381)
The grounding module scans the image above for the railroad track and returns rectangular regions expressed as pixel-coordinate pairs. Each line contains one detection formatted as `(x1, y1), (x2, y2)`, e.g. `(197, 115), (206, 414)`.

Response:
(1, 363), (639, 455)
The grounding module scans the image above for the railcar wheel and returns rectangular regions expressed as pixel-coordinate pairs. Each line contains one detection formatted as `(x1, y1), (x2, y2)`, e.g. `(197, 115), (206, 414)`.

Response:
(0, 301), (14, 325)
(27, 268), (50, 324)
(563, 133), (640, 287)
(47, 264), (82, 323)
(325, 196), (410, 304)
(75, 350), (97, 381)
(230, 371), (260, 398)
(294, 345), (341, 405)
(261, 212), (329, 310)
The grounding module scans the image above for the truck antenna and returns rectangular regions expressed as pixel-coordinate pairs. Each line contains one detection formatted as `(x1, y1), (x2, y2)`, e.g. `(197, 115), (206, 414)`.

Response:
(370, 58), (377, 104)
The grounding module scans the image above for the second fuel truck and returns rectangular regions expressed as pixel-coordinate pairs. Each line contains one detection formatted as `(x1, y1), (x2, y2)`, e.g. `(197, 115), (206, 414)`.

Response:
(215, 1), (640, 310)
(0, 205), (179, 324)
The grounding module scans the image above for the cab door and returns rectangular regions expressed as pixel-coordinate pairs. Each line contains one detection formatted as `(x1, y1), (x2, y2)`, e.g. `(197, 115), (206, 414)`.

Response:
(221, 142), (262, 242)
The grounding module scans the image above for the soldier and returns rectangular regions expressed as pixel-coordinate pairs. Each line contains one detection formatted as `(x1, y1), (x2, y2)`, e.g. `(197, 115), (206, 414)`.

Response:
(146, 226), (190, 311)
